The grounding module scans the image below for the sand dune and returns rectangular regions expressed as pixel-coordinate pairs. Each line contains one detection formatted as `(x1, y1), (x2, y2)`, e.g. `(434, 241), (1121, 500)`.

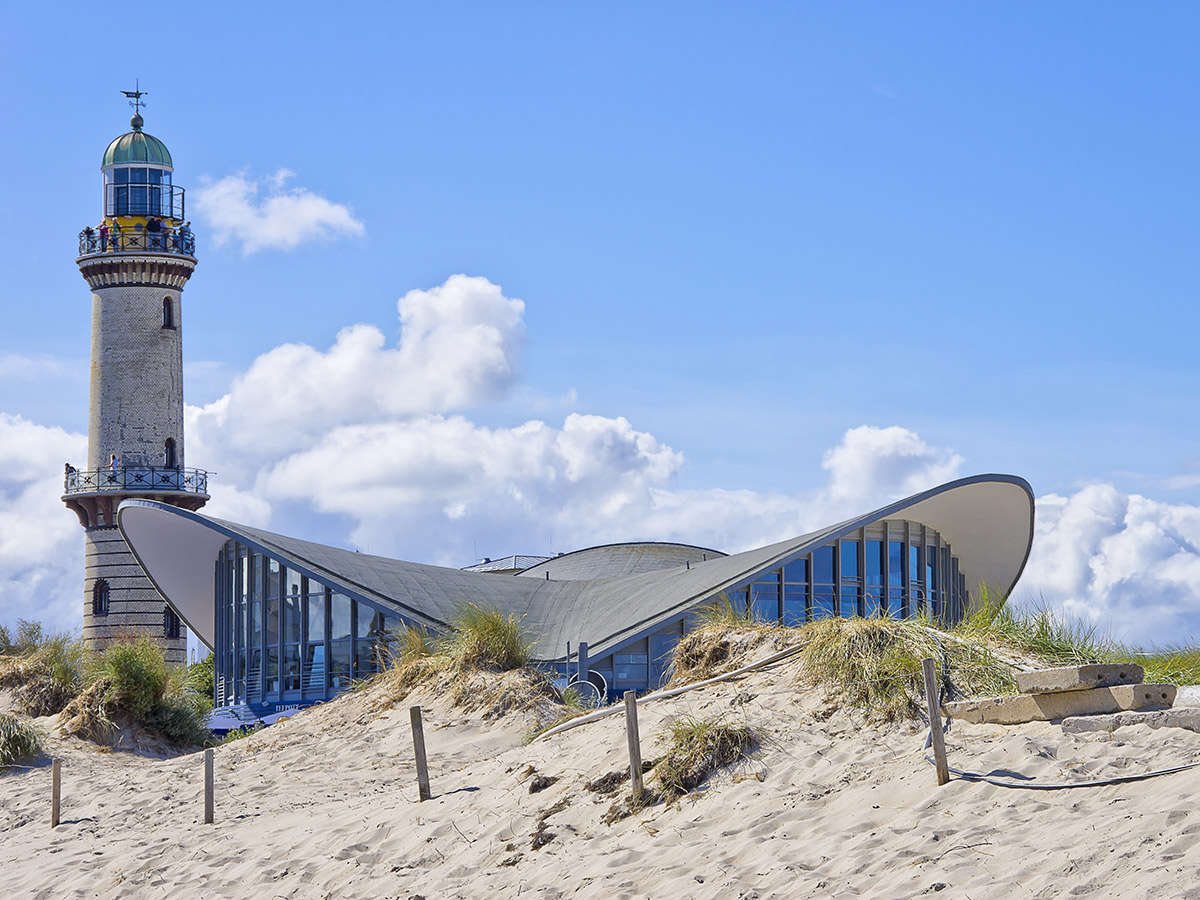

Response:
(3, 653), (1200, 899)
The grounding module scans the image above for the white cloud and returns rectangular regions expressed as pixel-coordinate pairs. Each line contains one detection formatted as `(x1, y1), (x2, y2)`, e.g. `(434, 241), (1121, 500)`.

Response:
(821, 425), (964, 507)
(0, 415), (86, 634)
(192, 168), (364, 254)
(1018, 484), (1200, 646)
(187, 275), (525, 482)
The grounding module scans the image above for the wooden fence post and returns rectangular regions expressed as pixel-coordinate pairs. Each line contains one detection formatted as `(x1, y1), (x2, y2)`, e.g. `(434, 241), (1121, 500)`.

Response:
(922, 657), (950, 786)
(624, 690), (644, 801)
(410, 706), (432, 801)
(204, 748), (214, 824)
(50, 758), (60, 828)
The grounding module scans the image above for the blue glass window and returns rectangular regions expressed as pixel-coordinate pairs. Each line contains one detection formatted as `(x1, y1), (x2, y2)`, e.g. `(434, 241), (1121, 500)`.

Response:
(840, 541), (860, 617)
(813, 546), (835, 619)
(783, 558), (808, 626)
(750, 571), (780, 623)
(865, 540), (883, 617)
(888, 541), (905, 616)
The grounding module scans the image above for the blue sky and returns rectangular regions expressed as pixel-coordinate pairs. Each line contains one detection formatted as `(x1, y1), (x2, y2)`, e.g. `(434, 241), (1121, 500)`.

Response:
(2, 4), (1199, 647)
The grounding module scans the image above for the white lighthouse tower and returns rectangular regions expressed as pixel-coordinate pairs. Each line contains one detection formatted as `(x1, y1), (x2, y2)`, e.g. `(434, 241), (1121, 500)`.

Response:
(63, 91), (208, 665)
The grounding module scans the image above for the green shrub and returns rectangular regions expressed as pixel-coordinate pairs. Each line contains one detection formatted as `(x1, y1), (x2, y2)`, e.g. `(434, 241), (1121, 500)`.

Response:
(144, 692), (213, 747)
(0, 713), (43, 766)
(655, 715), (754, 797)
(186, 654), (215, 715)
(442, 604), (531, 671)
(95, 638), (170, 718)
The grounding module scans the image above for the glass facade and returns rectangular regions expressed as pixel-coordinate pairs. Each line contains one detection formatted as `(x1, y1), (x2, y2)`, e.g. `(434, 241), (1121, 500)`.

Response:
(214, 540), (406, 713)
(709, 519), (970, 629)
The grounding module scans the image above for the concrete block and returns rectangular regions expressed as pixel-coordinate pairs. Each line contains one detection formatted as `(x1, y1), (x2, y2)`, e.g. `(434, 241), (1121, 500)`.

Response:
(944, 684), (1177, 725)
(1015, 664), (1144, 695)
(1062, 707), (1200, 735)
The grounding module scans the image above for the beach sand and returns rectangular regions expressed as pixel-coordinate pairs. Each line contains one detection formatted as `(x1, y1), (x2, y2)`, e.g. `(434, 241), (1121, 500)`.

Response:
(3, 653), (1200, 899)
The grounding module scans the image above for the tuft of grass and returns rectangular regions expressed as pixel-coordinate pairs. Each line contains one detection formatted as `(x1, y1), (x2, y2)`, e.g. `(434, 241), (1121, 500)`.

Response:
(654, 715), (754, 798)
(0, 713), (43, 766)
(1134, 646), (1200, 686)
(394, 623), (435, 666)
(800, 617), (1015, 722)
(954, 587), (1107, 667)
(0, 632), (86, 717)
(441, 604), (531, 672)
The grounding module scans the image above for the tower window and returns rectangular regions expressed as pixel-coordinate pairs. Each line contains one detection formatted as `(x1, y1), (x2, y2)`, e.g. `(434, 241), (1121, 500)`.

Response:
(164, 438), (177, 469)
(92, 580), (110, 617)
(164, 607), (182, 640)
(162, 297), (174, 328)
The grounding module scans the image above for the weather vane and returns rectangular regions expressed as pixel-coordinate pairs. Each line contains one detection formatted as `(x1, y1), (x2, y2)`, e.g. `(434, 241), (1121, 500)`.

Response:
(121, 80), (148, 115)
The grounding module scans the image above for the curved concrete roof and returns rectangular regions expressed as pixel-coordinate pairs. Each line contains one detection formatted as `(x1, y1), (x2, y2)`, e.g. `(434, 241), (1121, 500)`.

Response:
(117, 474), (1034, 663)
(518, 542), (727, 580)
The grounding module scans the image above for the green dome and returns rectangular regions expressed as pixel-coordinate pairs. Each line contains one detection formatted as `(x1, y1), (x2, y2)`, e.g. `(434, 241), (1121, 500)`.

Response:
(102, 114), (173, 168)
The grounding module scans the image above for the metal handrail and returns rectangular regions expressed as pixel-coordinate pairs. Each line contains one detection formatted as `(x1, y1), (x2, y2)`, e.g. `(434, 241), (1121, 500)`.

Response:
(78, 227), (196, 257)
(63, 464), (209, 495)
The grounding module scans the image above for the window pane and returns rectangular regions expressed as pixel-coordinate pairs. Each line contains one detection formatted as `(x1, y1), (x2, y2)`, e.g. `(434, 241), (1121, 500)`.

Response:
(750, 579), (779, 622)
(283, 645), (301, 691)
(331, 594), (352, 640)
(841, 541), (859, 578)
(783, 558), (808, 584)
(250, 555), (262, 601)
(354, 640), (377, 678)
(266, 558), (282, 600)
(250, 600), (262, 647)
(330, 642), (351, 689)
(266, 599), (279, 645)
(285, 568), (304, 598)
(356, 602), (381, 639)
(307, 594), (326, 642)
(304, 643), (326, 694)
(783, 585), (807, 627)
(889, 542), (904, 587)
(283, 596), (301, 644)
(813, 547), (835, 619)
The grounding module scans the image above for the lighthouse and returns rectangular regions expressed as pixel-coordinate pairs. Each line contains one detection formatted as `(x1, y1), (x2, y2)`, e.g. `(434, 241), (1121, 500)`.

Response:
(63, 92), (208, 665)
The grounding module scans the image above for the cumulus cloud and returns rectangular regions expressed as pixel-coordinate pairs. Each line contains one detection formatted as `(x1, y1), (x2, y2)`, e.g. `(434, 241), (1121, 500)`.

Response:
(193, 168), (364, 254)
(0, 414), (86, 633)
(1018, 485), (1200, 646)
(822, 425), (963, 507)
(187, 275), (525, 481)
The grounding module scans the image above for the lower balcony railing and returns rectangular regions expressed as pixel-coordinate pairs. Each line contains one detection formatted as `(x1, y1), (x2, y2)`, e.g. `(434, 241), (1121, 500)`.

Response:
(64, 465), (209, 495)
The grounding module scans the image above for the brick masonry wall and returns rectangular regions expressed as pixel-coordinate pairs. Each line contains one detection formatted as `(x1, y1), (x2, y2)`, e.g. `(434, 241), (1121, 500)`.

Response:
(87, 285), (185, 471)
(83, 527), (188, 666)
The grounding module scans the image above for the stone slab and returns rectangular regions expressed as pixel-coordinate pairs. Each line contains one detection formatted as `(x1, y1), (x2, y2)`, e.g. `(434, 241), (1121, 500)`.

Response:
(1061, 707), (1200, 735)
(1015, 664), (1144, 695)
(944, 684), (1177, 725)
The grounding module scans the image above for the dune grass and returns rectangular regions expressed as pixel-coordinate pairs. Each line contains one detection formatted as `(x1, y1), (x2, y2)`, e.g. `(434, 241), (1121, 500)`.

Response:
(441, 603), (532, 671)
(798, 617), (1015, 722)
(0, 631), (86, 717)
(654, 715), (755, 798)
(0, 713), (42, 766)
(953, 585), (1200, 686)
(52, 636), (212, 747)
